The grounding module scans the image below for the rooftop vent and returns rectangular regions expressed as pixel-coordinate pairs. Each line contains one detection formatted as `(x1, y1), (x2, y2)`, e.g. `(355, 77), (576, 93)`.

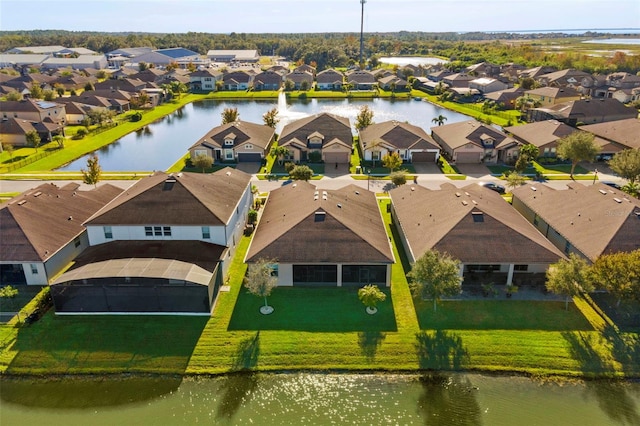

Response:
(337, 203), (342, 208)
(33, 191), (42, 197)
(455, 192), (461, 197)
(461, 200), (468, 206)
(613, 198), (622, 203)
(531, 186), (537, 191)
(355, 191), (360, 195)
(599, 189), (608, 195)
(17, 200), (27, 206)
(163, 178), (177, 191)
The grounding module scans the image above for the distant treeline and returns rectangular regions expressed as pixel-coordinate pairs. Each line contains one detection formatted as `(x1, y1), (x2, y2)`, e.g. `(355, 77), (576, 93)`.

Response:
(1, 30), (638, 73)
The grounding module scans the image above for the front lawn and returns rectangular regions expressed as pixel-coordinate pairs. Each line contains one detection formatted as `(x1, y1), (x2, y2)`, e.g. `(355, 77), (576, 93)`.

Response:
(229, 287), (397, 332)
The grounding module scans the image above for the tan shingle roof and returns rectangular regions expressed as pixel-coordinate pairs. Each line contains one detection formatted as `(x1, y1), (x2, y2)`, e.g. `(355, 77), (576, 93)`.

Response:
(85, 169), (250, 226)
(580, 118), (640, 150)
(279, 113), (352, 149)
(390, 183), (565, 264)
(512, 182), (640, 261)
(431, 120), (516, 150)
(190, 121), (274, 151)
(360, 120), (439, 151)
(1, 183), (123, 262)
(246, 182), (394, 264)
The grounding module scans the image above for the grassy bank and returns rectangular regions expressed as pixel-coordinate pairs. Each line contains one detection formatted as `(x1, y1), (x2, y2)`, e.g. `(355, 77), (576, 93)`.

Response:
(1, 198), (638, 378)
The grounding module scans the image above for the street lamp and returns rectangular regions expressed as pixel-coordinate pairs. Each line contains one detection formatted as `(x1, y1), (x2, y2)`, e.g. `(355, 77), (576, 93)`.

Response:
(593, 168), (598, 184)
(367, 168), (371, 191)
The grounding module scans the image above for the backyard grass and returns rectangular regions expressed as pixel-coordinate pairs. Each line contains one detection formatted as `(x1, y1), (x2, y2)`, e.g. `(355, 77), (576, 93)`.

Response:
(1, 199), (638, 378)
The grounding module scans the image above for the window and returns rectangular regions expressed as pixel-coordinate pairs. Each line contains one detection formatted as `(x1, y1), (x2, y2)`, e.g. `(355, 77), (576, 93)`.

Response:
(145, 226), (153, 236)
(533, 215), (539, 226)
(204, 77), (211, 81)
(163, 226), (172, 236)
(244, 144), (253, 150)
(564, 240), (571, 254)
(514, 264), (528, 272)
(154, 226), (162, 236)
(30, 264), (38, 274)
(225, 150), (234, 160)
(202, 226), (211, 239)
(224, 139), (234, 146)
(269, 264), (279, 277)
(372, 151), (380, 160)
(103, 226), (113, 239)
(74, 237), (81, 248)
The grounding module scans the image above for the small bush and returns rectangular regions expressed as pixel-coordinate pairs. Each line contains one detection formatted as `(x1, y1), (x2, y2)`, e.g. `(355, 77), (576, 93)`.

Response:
(308, 151), (322, 163)
(130, 111), (143, 122)
(0, 285), (19, 299)
(284, 162), (296, 173)
(74, 128), (88, 139)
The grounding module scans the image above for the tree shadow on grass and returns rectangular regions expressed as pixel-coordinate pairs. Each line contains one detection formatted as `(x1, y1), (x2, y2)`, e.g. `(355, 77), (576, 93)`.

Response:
(417, 373), (482, 426)
(561, 331), (612, 374)
(215, 372), (259, 422)
(415, 330), (469, 370)
(358, 331), (386, 361)
(602, 324), (640, 376)
(232, 331), (260, 371)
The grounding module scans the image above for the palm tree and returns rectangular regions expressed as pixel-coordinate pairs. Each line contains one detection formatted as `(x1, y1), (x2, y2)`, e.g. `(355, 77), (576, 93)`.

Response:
(432, 115), (447, 126)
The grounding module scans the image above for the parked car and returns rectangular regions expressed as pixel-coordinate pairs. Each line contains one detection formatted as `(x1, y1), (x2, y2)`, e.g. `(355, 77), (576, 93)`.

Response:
(479, 182), (506, 194)
(600, 181), (621, 190)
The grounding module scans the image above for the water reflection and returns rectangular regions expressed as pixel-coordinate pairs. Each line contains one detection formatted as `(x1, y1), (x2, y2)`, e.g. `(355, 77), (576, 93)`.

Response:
(215, 373), (259, 421)
(415, 330), (469, 370)
(358, 331), (386, 360)
(584, 380), (640, 425)
(0, 376), (182, 409)
(417, 374), (482, 426)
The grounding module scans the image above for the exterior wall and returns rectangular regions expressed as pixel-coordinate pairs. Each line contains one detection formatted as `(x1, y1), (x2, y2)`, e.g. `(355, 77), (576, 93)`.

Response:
(234, 143), (266, 159)
(390, 204), (417, 264)
(0, 133), (28, 146)
(21, 262), (46, 285)
(43, 232), (90, 284)
(66, 113), (88, 125)
(222, 184), (253, 266)
(87, 224), (227, 246)
(276, 263), (294, 287)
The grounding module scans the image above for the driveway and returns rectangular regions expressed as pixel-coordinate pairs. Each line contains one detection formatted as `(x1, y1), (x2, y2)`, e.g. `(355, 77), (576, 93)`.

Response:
(455, 163), (494, 179)
(235, 162), (262, 174)
(412, 163), (441, 174)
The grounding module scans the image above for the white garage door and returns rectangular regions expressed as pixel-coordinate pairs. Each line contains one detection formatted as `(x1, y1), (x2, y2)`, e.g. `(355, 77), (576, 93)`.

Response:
(455, 152), (481, 164)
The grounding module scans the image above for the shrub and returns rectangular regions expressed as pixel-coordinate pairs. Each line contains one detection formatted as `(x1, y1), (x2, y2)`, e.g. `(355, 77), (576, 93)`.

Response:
(74, 127), (88, 139)
(284, 162), (296, 173)
(308, 151), (322, 163)
(248, 209), (258, 224)
(0, 285), (19, 299)
(130, 111), (143, 122)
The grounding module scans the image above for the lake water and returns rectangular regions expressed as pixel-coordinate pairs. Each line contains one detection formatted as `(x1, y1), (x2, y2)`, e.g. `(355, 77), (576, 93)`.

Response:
(2, 373), (639, 425)
(58, 98), (469, 172)
(583, 38), (640, 45)
(379, 56), (446, 67)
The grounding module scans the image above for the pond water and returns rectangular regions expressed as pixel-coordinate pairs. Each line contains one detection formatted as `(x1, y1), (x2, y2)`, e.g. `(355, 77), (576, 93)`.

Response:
(582, 38), (640, 45)
(2, 373), (639, 425)
(58, 97), (469, 172)
(378, 56), (447, 66)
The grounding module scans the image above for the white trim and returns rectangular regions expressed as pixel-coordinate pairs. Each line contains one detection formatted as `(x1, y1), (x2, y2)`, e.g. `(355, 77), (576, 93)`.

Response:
(54, 312), (211, 316)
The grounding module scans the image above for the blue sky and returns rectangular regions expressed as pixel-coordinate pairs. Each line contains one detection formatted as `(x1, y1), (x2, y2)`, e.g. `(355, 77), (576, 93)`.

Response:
(1, 0), (639, 34)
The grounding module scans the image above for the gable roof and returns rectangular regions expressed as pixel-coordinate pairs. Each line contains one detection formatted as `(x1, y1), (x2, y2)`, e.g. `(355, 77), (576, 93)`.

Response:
(532, 98), (638, 122)
(189, 120), (275, 151)
(279, 113), (352, 149)
(504, 120), (577, 148)
(316, 69), (344, 84)
(359, 121), (439, 151)
(0, 117), (38, 135)
(580, 118), (640, 150)
(0, 183), (123, 262)
(154, 47), (199, 59)
(246, 182), (394, 264)
(431, 120), (516, 150)
(85, 169), (251, 227)
(390, 183), (565, 264)
(525, 86), (581, 99)
(512, 182), (640, 261)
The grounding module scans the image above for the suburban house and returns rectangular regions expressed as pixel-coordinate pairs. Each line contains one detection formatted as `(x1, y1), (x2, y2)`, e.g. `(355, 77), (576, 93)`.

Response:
(189, 120), (275, 163)
(206, 50), (260, 63)
(0, 183), (123, 286)
(612, 87), (640, 104)
(59, 94), (130, 114)
(389, 183), (565, 286)
(61, 102), (98, 125)
(316, 69), (344, 91)
(512, 182), (640, 262)
(528, 98), (638, 126)
(505, 120), (621, 159)
(518, 66), (557, 80)
(378, 75), (409, 91)
(94, 77), (150, 93)
(51, 169), (253, 314)
(431, 120), (520, 164)
(1, 98), (66, 124)
(253, 70), (283, 91)
(442, 73), (475, 88)
(222, 70), (254, 91)
(286, 71), (314, 90)
(535, 68), (591, 88)
(278, 113), (353, 165)
(580, 118), (640, 151)
(294, 64), (316, 76)
(359, 120), (441, 163)
(466, 62), (502, 78)
(468, 77), (508, 94)
(0, 117), (41, 146)
(483, 87), (525, 109)
(524, 86), (582, 106)
(245, 182), (394, 287)
(346, 70), (377, 90)
(189, 68), (223, 92)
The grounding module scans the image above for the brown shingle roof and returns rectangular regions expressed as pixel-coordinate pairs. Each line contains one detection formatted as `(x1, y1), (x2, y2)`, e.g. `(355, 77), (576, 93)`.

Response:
(360, 121), (439, 151)
(512, 182), (640, 261)
(431, 120), (516, 150)
(0, 183), (123, 262)
(86, 169), (251, 226)
(505, 120), (577, 148)
(580, 118), (640, 150)
(279, 113), (352, 149)
(189, 121), (275, 151)
(390, 183), (565, 264)
(246, 182), (394, 264)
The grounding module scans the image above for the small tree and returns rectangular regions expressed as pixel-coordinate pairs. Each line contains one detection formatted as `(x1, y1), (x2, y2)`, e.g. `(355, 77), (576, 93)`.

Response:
(355, 105), (374, 130)
(25, 130), (41, 152)
(289, 165), (313, 181)
(408, 250), (462, 312)
(382, 152), (403, 172)
(244, 259), (278, 314)
(358, 284), (387, 314)
(30, 84), (43, 99)
(0, 285), (18, 299)
(263, 107), (280, 128)
(75, 127), (88, 139)
(81, 154), (101, 188)
(590, 250), (640, 306)
(556, 131), (600, 178)
(248, 209), (258, 225)
(284, 79), (295, 91)
(52, 134), (65, 149)
(608, 149), (640, 185)
(505, 172), (527, 191)
(221, 107), (239, 124)
(6, 90), (22, 101)
(390, 170), (408, 186)
(516, 144), (539, 173)
(84, 82), (95, 92)
(545, 253), (594, 310)
(43, 89), (55, 101)
(192, 153), (213, 172)
(2, 143), (14, 162)
(431, 114), (447, 126)
(270, 145), (289, 166)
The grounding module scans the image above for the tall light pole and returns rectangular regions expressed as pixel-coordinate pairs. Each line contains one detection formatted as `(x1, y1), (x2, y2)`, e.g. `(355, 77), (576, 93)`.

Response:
(359, 0), (366, 68)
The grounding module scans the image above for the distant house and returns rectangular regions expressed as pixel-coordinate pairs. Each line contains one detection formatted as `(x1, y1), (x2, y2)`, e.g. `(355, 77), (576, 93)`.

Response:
(0, 117), (47, 146)
(483, 87), (525, 109)
(535, 68), (591, 88)
(316, 69), (344, 91)
(278, 113), (353, 164)
(359, 120), (440, 163)
(505, 120), (621, 159)
(0, 183), (123, 286)
(59, 94), (130, 113)
(528, 98), (638, 126)
(581, 118), (640, 150)
(466, 62), (502, 78)
(431, 120), (520, 164)
(346, 70), (377, 90)
(468, 77), (508, 94)
(294, 64), (316, 76)
(51, 169), (253, 314)
(1, 98), (66, 125)
(389, 183), (564, 285)
(189, 69), (223, 92)
(512, 182), (640, 262)
(207, 50), (260, 63)
(442, 73), (475, 89)
(222, 70), (254, 91)
(612, 87), (640, 104)
(253, 70), (283, 91)
(129, 68), (167, 83)
(189, 121), (275, 163)
(245, 182), (394, 287)
(524, 86), (581, 106)
(94, 77), (150, 93)
(61, 101), (99, 125)
(286, 71), (314, 90)
(378, 75), (409, 91)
